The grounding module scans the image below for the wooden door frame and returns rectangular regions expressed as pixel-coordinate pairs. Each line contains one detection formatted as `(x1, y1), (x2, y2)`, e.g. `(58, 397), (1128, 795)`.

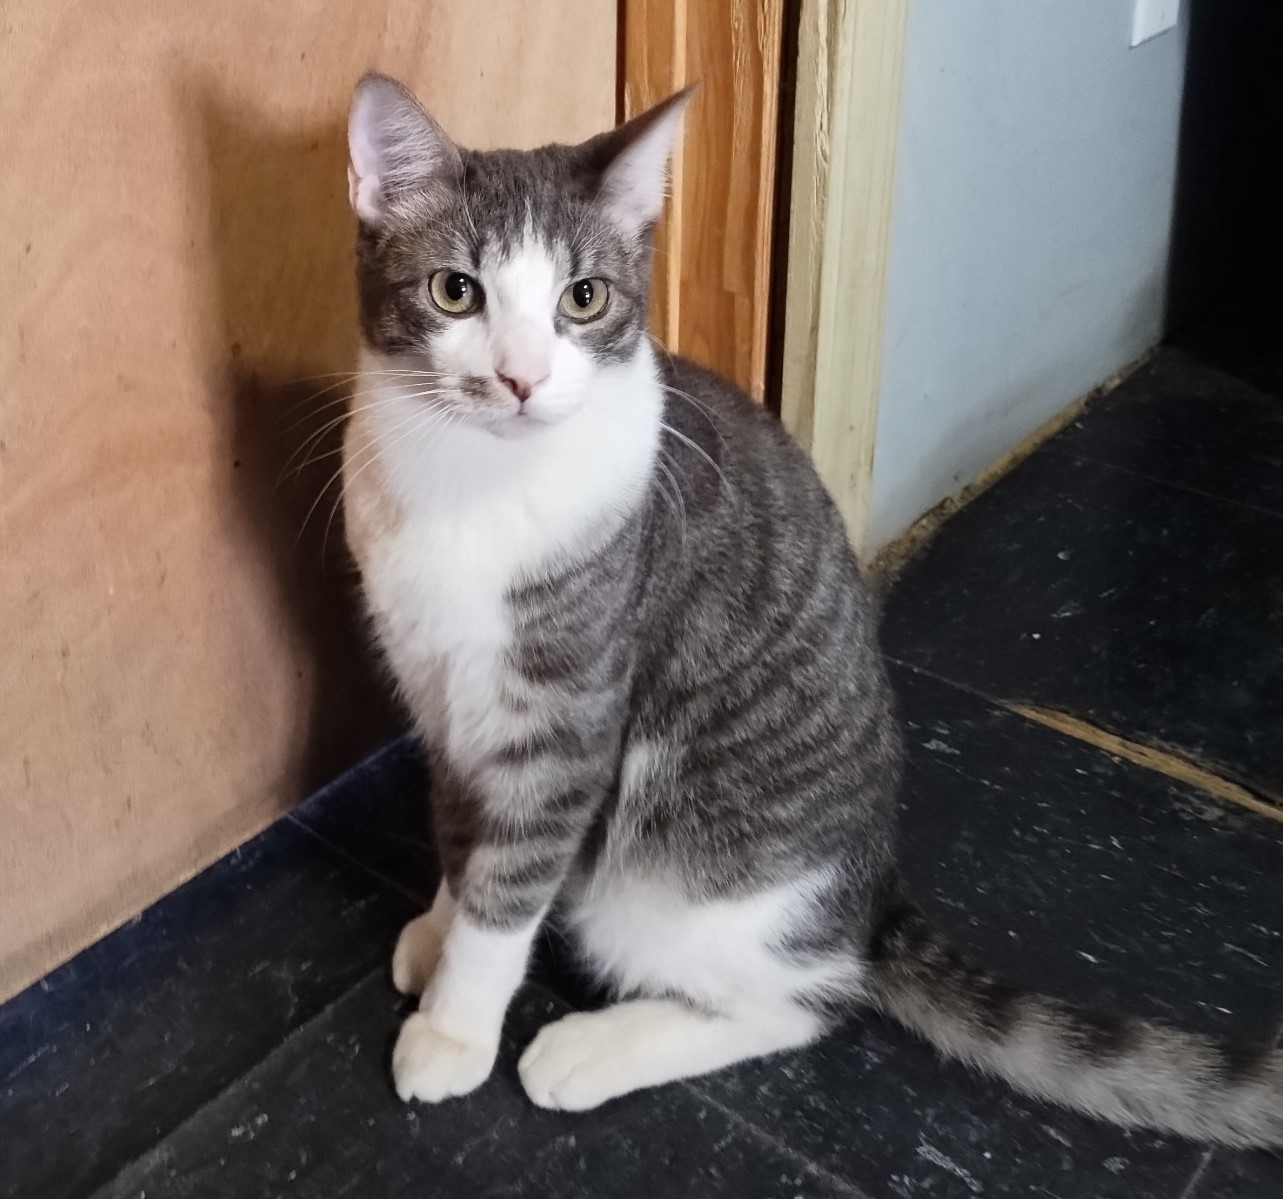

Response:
(621, 0), (910, 557)
(619, 0), (787, 403)
(779, 0), (909, 558)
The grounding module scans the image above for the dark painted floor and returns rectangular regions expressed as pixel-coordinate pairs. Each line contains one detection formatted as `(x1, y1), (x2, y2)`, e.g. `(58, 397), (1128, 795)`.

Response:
(5, 336), (1283, 1199)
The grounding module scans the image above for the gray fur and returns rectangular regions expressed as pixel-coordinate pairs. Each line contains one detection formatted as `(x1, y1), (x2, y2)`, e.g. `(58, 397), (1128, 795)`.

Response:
(867, 900), (1283, 1147)
(349, 74), (1283, 1147)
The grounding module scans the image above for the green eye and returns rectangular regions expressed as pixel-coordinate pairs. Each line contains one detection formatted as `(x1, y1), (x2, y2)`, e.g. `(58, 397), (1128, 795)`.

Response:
(559, 278), (610, 322)
(428, 270), (482, 315)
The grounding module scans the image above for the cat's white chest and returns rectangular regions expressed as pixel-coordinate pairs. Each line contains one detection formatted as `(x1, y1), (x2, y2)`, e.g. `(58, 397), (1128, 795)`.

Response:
(343, 347), (662, 765)
(371, 522), (513, 758)
(346, 458), (530, 765)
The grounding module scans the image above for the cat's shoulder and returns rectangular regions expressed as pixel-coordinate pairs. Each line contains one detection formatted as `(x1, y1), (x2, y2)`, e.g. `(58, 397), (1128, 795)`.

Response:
(661, 354), (786, 434)
(663, 355), (753, 412)
(659, 354), (807, 463)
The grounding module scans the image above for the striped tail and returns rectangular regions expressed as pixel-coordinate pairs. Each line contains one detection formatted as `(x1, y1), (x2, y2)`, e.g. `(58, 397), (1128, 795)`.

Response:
(863, 898), (1283, 1149)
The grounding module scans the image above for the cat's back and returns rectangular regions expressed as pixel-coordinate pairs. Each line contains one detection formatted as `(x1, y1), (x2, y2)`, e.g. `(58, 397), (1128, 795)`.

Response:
(639, 352), (885, 704)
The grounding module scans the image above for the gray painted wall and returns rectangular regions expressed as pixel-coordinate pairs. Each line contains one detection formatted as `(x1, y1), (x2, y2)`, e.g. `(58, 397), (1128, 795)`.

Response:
(868, 1), (1189, 549)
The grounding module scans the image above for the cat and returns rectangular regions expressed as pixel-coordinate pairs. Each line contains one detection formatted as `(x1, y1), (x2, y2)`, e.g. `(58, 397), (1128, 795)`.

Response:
(339, 72), (1282, 1146)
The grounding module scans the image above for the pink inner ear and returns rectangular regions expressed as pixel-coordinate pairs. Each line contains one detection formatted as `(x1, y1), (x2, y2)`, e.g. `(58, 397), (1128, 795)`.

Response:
(597, 98), (690, 234)
(346, 74), (461, 224)
(348, 165), (386, 224)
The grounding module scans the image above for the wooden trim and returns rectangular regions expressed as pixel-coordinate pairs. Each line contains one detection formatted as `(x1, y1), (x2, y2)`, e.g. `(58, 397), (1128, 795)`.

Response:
(621, 0), (786, 401)
(763, 0), (803, 417)
(869, 352), (1153, 587)
(780, 0), (909, 554)
(1009, 705), (1283, 825)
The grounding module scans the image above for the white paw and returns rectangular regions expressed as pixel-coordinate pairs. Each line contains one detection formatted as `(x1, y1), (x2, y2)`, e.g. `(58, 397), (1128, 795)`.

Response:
(518, 1009), (644, 1112)
(391, 1012), (497, 1103)
(391, 910), (447, 996)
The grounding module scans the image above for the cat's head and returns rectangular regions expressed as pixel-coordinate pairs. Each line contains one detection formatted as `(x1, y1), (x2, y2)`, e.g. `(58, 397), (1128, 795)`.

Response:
(347, 74), (689, 436)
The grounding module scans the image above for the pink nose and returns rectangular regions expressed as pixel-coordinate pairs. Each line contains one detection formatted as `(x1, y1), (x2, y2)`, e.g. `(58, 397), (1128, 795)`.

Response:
(496, 371), (546, 402)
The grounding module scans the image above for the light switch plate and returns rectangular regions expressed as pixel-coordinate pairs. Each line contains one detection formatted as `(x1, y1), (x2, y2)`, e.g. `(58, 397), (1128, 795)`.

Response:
(1131, 0), (1181, 46)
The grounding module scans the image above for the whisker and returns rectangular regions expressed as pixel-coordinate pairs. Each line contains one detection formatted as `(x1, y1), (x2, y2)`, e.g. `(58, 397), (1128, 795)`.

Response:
(281, 394), (403, 476)
(297, 402), (431, 549)
(283, 375), (362, 416)
(291, 368), (455, 383)
(287, 387), (377, 427)
(289, 378), (465, 427)
(283, 369), (456, 415)
(645, 331), (676, 367)
(321, 402), (466, 559)
(323, 447), (384, 562)
(658, 421), (732, 498)
(285, 445), (346, 475)
(368, 386), (460, 405)
(280, 390), (452, 485)
(658, 383), (725, 447)
(298, 457), (357, 552)
(654, 454), (688, 547)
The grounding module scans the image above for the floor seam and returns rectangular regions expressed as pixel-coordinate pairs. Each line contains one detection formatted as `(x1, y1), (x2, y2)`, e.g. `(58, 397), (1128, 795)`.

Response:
(1175, 1148), (1216, 1199)
(684, 1081), (871, 1198)
(1007, 704), (1283, 824)
(82, 964), (390, 1199)
(885, 658), (1283, 824)
(1040, 443), (1283, 523)
(285, 813), (434, 906)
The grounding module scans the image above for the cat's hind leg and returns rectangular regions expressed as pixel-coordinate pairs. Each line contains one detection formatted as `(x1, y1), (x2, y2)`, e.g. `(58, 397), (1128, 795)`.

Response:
(518, 997), (822, 1111)
(527, 872), (855, 1109)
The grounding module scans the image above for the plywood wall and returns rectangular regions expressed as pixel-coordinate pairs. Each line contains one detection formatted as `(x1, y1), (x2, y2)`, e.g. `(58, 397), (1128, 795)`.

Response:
(0, 0), (617, 1001)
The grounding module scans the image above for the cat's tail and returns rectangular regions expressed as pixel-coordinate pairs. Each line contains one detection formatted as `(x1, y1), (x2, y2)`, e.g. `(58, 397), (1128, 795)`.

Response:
(861, 897), (1283, 1148)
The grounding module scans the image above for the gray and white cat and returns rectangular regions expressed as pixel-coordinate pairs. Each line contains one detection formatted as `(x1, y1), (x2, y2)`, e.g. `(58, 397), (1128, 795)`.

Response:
(340, 73), (1281, 1146)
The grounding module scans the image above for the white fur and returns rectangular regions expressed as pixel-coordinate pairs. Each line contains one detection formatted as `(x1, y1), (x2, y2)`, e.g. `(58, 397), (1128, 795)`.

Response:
(481, 236), (558, 396)
(568, 871), (862, 1017)
(618, 739), (663, 797)
(422, 230), (603, 429)
(345, 326), (662, 772)
(519, 997), (822, 1112)
(391, 881), (455, 997)
(393, 908), (542, 1103)
(517, 874), (852, 1110)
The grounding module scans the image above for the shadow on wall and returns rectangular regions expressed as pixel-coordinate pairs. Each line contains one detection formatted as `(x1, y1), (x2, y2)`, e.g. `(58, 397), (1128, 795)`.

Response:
(179, 75), (404, 797)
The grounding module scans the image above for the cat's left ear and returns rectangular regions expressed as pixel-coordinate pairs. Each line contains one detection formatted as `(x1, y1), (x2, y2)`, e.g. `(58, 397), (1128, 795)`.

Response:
(579, 87), (695, 235)
(347, 73), (461, 224)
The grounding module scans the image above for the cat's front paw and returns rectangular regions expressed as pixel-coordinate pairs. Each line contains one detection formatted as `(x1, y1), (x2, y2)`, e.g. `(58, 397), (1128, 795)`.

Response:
(391, 910), (447, 996)
(518, 1009), (636, 1112)
(391, 1012), (496, 1103)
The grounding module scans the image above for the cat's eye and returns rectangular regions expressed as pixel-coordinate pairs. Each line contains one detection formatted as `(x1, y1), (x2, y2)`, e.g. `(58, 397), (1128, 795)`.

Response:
(559, 278), (610, 323)
(428, 270), (482, 316)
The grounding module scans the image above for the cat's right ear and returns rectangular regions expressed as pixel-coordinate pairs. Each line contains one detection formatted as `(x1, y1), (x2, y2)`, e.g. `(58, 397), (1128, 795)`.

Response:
(347, 73), (460, 225)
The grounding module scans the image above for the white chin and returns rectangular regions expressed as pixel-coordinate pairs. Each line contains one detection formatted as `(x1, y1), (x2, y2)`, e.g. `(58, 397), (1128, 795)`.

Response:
(489, 413), (551, 439)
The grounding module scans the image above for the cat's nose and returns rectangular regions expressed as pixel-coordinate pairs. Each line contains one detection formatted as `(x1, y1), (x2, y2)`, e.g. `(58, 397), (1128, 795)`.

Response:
(496, 371), (547, 403)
